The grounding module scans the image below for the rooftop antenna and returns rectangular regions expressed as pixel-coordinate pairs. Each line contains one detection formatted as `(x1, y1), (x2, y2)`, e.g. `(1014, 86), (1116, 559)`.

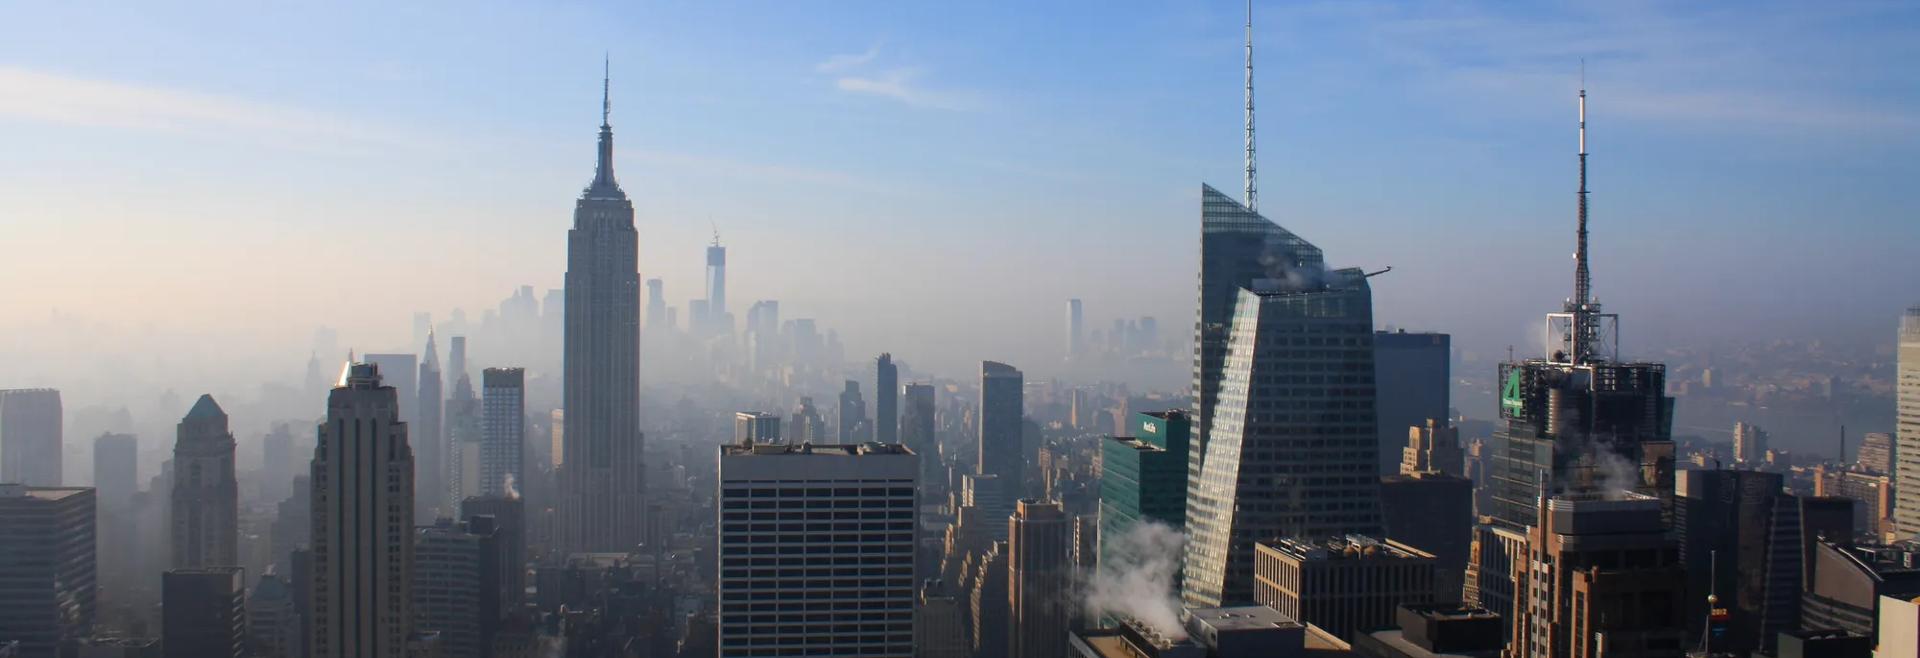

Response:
(602, 53), (611, 128)
(1243, 0), (1258, 213)
(1567, 60), (1597, 364)
(711, 219), (721, 247)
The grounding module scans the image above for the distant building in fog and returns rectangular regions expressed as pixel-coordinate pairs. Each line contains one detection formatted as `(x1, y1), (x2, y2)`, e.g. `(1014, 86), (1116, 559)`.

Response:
(1894, 306), (1920, 538)
(979, 362), (1024, 496)
(162, 567), (245, 658)
(876, 354), (898, 444)
(0, 485), (95, 658)
(732, 412), (780, 444)
(480, 368), (525, 498)
(838, 381), (867, 443)
(1, 388), (63, 486)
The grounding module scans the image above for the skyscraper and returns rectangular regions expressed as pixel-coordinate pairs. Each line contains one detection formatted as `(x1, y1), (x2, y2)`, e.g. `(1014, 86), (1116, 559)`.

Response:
(481, 367), (526, 499)
(645, 278), (667, 331)
(310, 361), (414, 658)
(172, 394), (238, 570)
(416, 332), (445, 518)
(900, 384), (935, 458)
(1484, 86), (1673, 529)
(446, 339), (480, 505)
(1099, 411), (1189, 564)
(1894, 306), (1920, 538)
(979, 361), (1024, 491)
(412, 518), (497, 658)
(704, 234), (728, 335)
(1008, 499), (1071, 658)
(838, 380), (866, 443)
(1183, 269), (1383, 608)
(1375, 330), (1451, 475)
(731, 412), (780, 444)
(162, 566), (246, 658)
(1733, 421), (1769, 466)
(560, 65), (646, 554)
(92, 433), (137, 512)
(0, 485), (94, 658)
(1509, 493), (1686, 658)
(876, 353), (898, 444)
(0, 388), (63, 487)
(361, 354), (417, 425)
(1675, 469), (1808, 655)
(716, 442), (918, 658)
(1066, 299), (1084, 361)
(461, 496), (526, 613)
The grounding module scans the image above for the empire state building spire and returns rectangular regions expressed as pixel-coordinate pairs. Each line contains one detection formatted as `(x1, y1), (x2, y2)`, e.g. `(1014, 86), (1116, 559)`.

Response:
(586, 56), (624, 199)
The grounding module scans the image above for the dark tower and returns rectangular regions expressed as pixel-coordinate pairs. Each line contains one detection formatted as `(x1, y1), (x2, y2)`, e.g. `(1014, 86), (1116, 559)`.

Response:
(876, 353), (898, 444)
(560, 60), (645, 553)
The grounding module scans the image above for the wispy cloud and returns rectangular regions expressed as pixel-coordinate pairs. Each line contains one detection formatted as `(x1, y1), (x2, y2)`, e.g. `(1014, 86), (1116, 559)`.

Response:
(814, 46), (982, 111)
(0, 66), (416, 154)
(816, 45), (881, 73)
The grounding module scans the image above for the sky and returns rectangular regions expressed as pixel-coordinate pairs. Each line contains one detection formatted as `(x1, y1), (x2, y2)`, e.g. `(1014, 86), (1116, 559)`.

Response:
(2, 0), (1917, 391)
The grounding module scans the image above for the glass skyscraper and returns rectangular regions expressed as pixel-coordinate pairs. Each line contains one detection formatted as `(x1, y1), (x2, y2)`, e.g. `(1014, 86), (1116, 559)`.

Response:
(1099, 411), (1189, 564)
(1179, 185), (1381, 608)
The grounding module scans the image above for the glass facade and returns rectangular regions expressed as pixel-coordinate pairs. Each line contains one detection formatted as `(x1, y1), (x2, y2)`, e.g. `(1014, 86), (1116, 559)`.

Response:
(1098, 411), (1190, 565)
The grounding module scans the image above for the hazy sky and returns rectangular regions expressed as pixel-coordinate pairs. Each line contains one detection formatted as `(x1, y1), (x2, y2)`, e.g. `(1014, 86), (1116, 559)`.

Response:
(3, 0), (1917, 388)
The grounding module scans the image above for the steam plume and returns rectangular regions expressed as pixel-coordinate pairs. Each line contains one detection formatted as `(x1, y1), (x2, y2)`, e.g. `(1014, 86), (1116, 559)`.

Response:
(1083, 520), (1187, 640)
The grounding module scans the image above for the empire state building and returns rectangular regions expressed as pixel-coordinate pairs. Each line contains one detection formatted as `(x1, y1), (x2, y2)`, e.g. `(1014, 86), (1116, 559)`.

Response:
(560, 68), (646, 553)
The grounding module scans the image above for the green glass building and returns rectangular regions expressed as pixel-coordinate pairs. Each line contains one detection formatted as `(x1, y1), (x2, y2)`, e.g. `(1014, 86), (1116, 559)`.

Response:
(1100, 411), (1191, 562)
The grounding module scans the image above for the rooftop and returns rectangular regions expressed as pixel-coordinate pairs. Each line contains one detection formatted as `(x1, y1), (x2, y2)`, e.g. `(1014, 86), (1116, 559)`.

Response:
(0, 484), (90, 501)
(1264, 535), (1434, 561)
(1188, 605), (1302, 631)
(720, 441), (914, 457)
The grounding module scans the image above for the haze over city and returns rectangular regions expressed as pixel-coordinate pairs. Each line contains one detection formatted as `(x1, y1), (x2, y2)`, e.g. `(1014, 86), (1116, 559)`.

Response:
(1, 2), (1918, 658)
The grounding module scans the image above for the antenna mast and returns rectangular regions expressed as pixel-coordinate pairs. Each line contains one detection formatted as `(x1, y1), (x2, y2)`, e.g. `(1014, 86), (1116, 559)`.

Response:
(1243, 0), (1258, 213)
(1568, 65), (1597, 364)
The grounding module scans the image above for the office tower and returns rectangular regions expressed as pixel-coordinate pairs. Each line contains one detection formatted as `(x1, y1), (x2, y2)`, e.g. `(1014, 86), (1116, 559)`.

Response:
(1895, 305), (1920, 537)
(446, 355), (480, 505)
(310, 361), (414, 658)
(979, 361), (1024, 488)
(1733, 421), (1769, 466)
(172, 394), (238, 569)
(789, 397), (826, 443)
(412, 518), (498, 658)
(1462, 522), (1528, 641)
(480, 368), (525, 499)
(1375, 330), (1451, 475)
(1400, 419), (1462, 477)
(644, 278), (666, 331)
(92, 433), (136, 512)
(0, 389), (62, 486)
(447, 336), (470, 388)
(1485, 87), (1673, 530)
(1803, 541), (1920, 636)
(1098, 411), (1189, 563)
(559, 65), (645, 556)
(0, 485), (95, 658)
(271, 475), (310, 573)
(1009, 500), (1071, 658)
(1674, 469), (1805, 654)
(461, 497), (525, 612)
(1858, 432), (1894, 475)
(248, 573), (300, 658)
(1065, 299), (1084, 361)
(1509, 493), (1685, 658)
(901, 384), (936, 466)
(877, 354), (899, 444)
(838, 381), (867, 443)
(705, 236), (728, 334)
(417, 333), (445, 519)
(917, 580), (969, 658)
(1183, 274), (1383, 607)
(1253, 537), (1437, 642)
(731, 412), (779, 444)
(716, 442), (918, 658)
(161, 567), (245, 658)
(362, 354), (417, 425)
(969, 542), (1009, 658)
(958, 473), (1012, 545)
(1378, 472), (1471, 605)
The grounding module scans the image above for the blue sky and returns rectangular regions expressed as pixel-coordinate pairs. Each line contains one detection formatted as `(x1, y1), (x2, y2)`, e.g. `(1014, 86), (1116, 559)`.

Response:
(1, 0), (1916, 383)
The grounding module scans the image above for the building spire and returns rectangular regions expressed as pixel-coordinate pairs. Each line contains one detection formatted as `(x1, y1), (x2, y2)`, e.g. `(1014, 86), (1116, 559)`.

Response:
(1243, 0), (1258, 213)
(586, 55), (623, 198)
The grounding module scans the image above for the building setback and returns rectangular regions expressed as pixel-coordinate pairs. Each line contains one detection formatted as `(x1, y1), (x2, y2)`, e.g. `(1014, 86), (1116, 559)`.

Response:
(309, 361), (414, 658)
(162, 567), (246, 658)
(0, 485), (94, 658)
(715, 442), (918, 657)
(171, 395), (239, 570)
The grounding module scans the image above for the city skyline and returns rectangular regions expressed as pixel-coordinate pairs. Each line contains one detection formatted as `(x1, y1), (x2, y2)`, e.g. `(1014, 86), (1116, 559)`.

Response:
(3, 1), (1917, 397)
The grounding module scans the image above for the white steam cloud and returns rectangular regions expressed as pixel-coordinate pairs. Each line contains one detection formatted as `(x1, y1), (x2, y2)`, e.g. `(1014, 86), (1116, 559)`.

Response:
(503, 472), (520, 500)
(1083, 520), (1188, 640)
